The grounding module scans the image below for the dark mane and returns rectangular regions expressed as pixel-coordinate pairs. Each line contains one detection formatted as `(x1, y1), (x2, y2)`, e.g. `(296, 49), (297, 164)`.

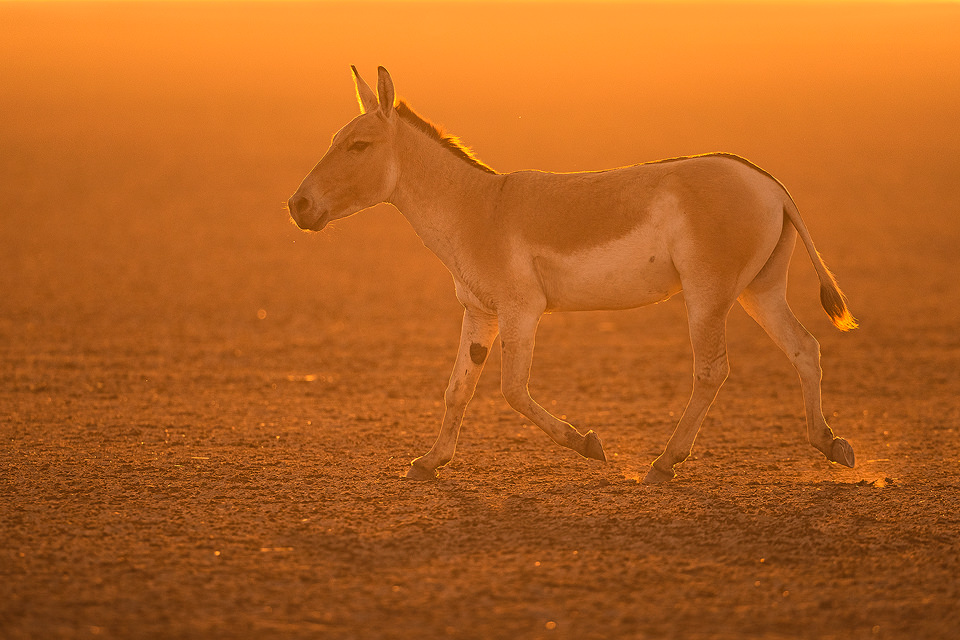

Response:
(395, 100), (497, 174)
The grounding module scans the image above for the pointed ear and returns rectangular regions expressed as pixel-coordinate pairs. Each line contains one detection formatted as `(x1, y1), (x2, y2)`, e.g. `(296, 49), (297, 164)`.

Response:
(351, 65), (379, 114)
(377, 66), (395, 117)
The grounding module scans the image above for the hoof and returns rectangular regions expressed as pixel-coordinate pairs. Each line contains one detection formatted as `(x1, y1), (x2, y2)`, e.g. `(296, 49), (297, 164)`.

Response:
(583, 430), (607, 462)
(642, 463), (675, 485)
(828, 437), (855, 468)
(403, 462), (439, 481)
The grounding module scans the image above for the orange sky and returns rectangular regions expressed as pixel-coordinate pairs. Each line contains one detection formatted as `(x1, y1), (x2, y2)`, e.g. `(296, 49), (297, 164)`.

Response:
(4, 0), (958, 3)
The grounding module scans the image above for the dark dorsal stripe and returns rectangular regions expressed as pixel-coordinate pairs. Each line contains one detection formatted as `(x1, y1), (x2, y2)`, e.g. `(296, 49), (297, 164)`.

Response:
(395, 100), (498, 174)
(643, 152), (792, 197)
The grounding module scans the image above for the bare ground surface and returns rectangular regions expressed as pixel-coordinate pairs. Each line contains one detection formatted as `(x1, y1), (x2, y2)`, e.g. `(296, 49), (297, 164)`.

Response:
(2, 3), (959, 639)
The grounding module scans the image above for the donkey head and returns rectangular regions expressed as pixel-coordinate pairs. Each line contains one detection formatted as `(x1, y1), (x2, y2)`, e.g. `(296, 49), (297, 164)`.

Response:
(287, 66), (399, 231)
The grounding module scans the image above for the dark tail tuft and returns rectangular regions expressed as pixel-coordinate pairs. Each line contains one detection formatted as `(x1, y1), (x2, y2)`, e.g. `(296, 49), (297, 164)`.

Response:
(819, 270), (859, 331)
(782, 201), (858, 332)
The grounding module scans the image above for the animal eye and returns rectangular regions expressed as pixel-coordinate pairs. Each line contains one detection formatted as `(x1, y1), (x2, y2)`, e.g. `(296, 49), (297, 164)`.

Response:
(348, 141), (371, 153)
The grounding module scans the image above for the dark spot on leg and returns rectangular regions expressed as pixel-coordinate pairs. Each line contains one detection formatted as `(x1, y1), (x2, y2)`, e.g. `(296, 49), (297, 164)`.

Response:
(470, 342), (488, 365)
(649, 255), (656, 263)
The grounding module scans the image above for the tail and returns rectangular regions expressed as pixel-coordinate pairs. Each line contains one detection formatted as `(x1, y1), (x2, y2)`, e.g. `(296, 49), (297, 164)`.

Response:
(783, 200), (858, 331)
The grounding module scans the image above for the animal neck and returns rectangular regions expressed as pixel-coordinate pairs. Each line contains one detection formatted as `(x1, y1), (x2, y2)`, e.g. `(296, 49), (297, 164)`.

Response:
(387, 119), (503, 269)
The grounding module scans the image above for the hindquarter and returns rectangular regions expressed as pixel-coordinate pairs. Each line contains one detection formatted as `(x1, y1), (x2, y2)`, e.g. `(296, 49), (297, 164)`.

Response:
(665, 157), (787, 296)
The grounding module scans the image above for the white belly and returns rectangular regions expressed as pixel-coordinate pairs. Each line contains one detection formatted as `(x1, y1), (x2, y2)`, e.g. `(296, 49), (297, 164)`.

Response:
(534, 223), (682, 312)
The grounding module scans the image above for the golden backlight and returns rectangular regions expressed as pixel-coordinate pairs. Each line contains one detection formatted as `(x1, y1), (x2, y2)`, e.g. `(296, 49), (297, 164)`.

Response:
(2, 1), (959, 638)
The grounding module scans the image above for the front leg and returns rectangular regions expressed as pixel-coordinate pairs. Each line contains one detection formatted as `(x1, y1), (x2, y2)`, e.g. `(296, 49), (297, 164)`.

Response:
(405, 306), (498, 480)
(498, 307), (606, 462)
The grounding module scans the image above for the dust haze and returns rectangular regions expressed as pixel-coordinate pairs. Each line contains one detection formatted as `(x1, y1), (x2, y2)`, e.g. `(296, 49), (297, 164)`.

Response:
(2, 2), (959, 638)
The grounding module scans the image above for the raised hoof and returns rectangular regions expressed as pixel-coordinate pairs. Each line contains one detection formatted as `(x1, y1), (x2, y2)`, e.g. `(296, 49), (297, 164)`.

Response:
(643, 464), (676, 485)
(583, 430), (607, 462)
(403, 462), (439, 481)
(828, 437), (855, 468)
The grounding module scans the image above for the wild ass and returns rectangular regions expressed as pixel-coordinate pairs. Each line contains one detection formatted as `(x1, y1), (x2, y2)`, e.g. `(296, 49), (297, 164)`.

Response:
(288, 66), (857, 484)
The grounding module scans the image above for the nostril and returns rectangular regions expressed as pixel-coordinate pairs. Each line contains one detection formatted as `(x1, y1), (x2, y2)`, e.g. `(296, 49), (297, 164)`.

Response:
(288, 195), (311, 217)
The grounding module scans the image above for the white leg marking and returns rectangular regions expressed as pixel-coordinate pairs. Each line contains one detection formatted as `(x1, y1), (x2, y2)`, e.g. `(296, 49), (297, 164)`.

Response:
(405, 308), (498, 479)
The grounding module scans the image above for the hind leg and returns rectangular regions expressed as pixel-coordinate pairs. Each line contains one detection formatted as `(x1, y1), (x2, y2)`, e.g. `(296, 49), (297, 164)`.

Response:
(739, 285), (854, 468)
(644, 297), (732, 483)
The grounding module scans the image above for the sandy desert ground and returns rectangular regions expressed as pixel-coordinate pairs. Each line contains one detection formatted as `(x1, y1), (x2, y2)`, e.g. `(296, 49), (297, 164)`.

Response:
(2, 2), (959, 638)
